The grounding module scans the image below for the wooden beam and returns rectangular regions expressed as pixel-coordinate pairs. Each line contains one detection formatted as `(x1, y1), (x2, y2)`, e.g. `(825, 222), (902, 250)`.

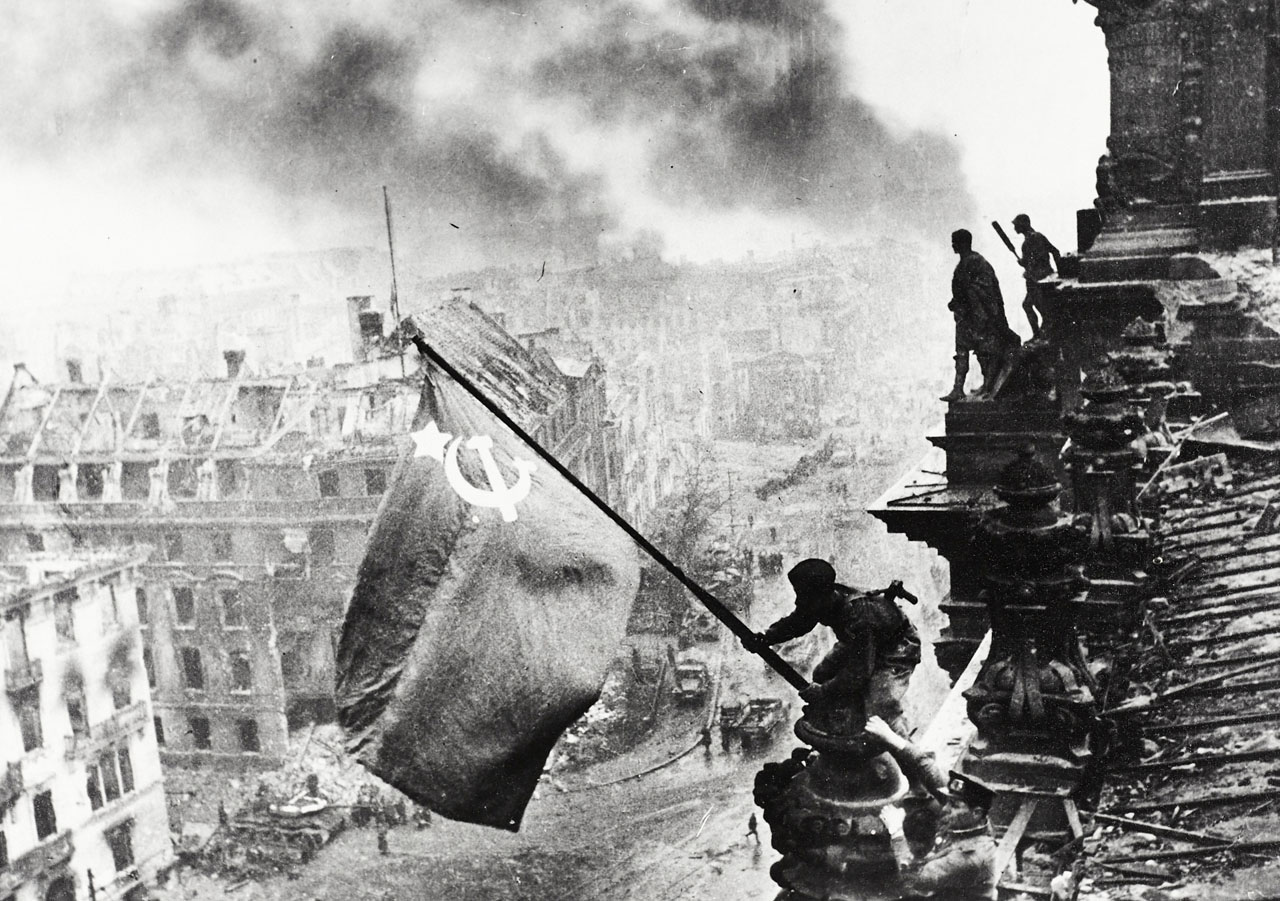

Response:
(993, 797), (1038, 881)
(25, 385), (64, 460)
(1063, 799), (1083, 841)
(253, 381), (320, 457)
(1092, 812), (1231, 846)
(69, 376), (111, 456)
(120, 377), (155, 447)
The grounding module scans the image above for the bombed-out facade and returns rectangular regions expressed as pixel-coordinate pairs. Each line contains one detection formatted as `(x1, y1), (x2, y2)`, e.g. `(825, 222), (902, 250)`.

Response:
(1, 552), (171, 901)
(0, 301), (627, 767)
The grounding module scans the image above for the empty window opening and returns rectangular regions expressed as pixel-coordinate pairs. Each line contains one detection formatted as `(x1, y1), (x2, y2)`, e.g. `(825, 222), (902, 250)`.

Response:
(105, 821), (134, 872)
(189, 716), (212, 750)
(237, 719), (261, 753)
(32, 790), (57, 840)
(173, 587), (195, 625)
(220, 589), (244, 627)
(53, 589), (77, 643)
(180, 647), (204, 690)
(309, 527), (335, 565)
(317, 469), (340, 498)
(229, 651), (252, 692)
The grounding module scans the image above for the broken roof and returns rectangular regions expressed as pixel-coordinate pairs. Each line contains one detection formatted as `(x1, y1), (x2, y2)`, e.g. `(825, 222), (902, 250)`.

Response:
(0, 300), (571, 467)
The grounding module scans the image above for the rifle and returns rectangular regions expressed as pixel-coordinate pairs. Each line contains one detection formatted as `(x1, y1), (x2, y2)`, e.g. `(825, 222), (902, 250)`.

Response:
(991, 220), (1020, 263)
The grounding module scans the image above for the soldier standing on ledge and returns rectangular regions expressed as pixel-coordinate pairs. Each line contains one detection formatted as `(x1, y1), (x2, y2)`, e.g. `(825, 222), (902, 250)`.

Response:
(1013, 213), (1062, 340)
(942, 229), (1020, 403)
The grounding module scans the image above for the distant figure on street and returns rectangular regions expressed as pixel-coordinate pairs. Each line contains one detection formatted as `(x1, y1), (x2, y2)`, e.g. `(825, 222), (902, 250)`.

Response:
(746, 812), (760, 843)
(1013, 214), (1062, 340)
(942, 229), (1020, 403)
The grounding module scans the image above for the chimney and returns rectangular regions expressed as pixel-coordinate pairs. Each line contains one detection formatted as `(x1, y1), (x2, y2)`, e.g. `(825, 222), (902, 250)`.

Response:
(357, 311), (384, 362)
(65, 359), (83, 384)
(347, 296), (374, 363)
(223, 349), (246, 379)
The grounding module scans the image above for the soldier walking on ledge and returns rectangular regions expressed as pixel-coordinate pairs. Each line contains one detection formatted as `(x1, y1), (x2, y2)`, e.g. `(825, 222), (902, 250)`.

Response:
(1013, 213), (1062, 340)
(942, 229), (1020, 403)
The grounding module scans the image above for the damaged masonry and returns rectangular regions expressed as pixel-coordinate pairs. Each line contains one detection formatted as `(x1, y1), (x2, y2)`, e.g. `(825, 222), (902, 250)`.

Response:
(0, 300), (626, 788)
(17, 2), (1280, 901)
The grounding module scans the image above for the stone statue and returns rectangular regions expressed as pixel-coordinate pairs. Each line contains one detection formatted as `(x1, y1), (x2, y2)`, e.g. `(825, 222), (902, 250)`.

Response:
(195, 458), (218, 501)
(56, 463), (78, 504)
(101, 462), (123, 503)
(148, 458), (171, 508)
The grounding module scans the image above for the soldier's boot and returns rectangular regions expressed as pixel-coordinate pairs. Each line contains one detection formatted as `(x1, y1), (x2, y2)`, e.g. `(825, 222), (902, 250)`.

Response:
(974, 351), (998, 397)
(939, 354), (969, 402)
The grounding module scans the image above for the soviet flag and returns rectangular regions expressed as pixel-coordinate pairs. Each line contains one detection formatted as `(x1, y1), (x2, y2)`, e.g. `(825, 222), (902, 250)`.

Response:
(335, 354), (640, 831)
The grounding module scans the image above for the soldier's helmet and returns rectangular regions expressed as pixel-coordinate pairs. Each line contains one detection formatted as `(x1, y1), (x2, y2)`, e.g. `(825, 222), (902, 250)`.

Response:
(945, 771), (996, 811)
(787, 558), (836, 596)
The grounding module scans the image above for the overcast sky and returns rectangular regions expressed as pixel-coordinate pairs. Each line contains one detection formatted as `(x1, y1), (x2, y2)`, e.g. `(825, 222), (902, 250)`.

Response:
(842, 0), (1108, 290)
(0, 1), (1108, 310)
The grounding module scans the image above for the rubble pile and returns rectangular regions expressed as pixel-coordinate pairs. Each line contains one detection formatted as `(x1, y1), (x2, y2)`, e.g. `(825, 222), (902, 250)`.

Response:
(1078, 463), (1280, 898)
(550, 669), (636, 773)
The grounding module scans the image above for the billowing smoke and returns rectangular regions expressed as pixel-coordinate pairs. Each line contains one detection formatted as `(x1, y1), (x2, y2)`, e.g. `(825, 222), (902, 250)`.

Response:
(0, 0), (971, 277)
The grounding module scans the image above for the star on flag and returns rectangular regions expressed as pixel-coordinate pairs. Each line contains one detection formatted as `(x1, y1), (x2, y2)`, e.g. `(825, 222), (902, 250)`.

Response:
(411, 421), (452, 461)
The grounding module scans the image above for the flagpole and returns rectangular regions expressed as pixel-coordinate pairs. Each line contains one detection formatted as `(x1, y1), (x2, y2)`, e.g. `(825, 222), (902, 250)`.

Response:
(383, 186), (406, 378)
(406, 328), (810, 692)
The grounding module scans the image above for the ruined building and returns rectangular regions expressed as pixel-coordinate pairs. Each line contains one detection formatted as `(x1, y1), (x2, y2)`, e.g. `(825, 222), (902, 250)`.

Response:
(1, 552), (171, 901)
(0, 301), (623, 766)
(840, 2), (1280, 896)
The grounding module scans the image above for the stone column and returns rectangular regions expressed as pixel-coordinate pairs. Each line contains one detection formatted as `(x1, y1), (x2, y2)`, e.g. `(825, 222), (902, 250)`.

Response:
(755, 725), (907, 900)
(959, 448), (1095, 838)
(1062, 362), (1148, 555)
(1108, 316), (1183, 475)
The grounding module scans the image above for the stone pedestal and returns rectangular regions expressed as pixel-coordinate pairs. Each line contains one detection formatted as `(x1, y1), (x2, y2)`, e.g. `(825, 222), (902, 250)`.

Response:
(1063, 362), (1148, 553)
(957, 448), (1098, 838)
(756, 720), (908, 900)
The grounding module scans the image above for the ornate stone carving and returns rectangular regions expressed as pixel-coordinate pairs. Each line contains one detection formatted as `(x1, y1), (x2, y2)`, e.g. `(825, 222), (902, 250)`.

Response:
(1063, 362), (1149, 553)
(1109, 317), (1181, 471)
(963, 449), (1096, 760)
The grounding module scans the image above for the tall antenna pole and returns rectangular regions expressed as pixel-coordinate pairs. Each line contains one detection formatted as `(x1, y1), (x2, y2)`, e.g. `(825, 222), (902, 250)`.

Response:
(383, 186), (406, 377)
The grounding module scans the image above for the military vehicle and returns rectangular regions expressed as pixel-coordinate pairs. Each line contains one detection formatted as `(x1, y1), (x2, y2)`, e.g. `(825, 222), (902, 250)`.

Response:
(672, 656), (712, 704)
(220, 794), (347, 871)
(734, 698), (790, 749)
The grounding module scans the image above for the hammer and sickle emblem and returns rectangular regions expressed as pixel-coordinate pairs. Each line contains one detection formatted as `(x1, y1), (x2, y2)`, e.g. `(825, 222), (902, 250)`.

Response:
(443, 434), (536, 522)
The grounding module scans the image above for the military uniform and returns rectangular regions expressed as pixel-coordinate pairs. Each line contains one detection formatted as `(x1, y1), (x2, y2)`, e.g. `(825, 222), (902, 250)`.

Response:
(951, 250), (1014, 356)
(949, 249), (1019, 396)
(901, 824), (998, 901)
(1018, 226), (1061, 338)
(874, 740), (999, 900)
(762, 577), (921, 730)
